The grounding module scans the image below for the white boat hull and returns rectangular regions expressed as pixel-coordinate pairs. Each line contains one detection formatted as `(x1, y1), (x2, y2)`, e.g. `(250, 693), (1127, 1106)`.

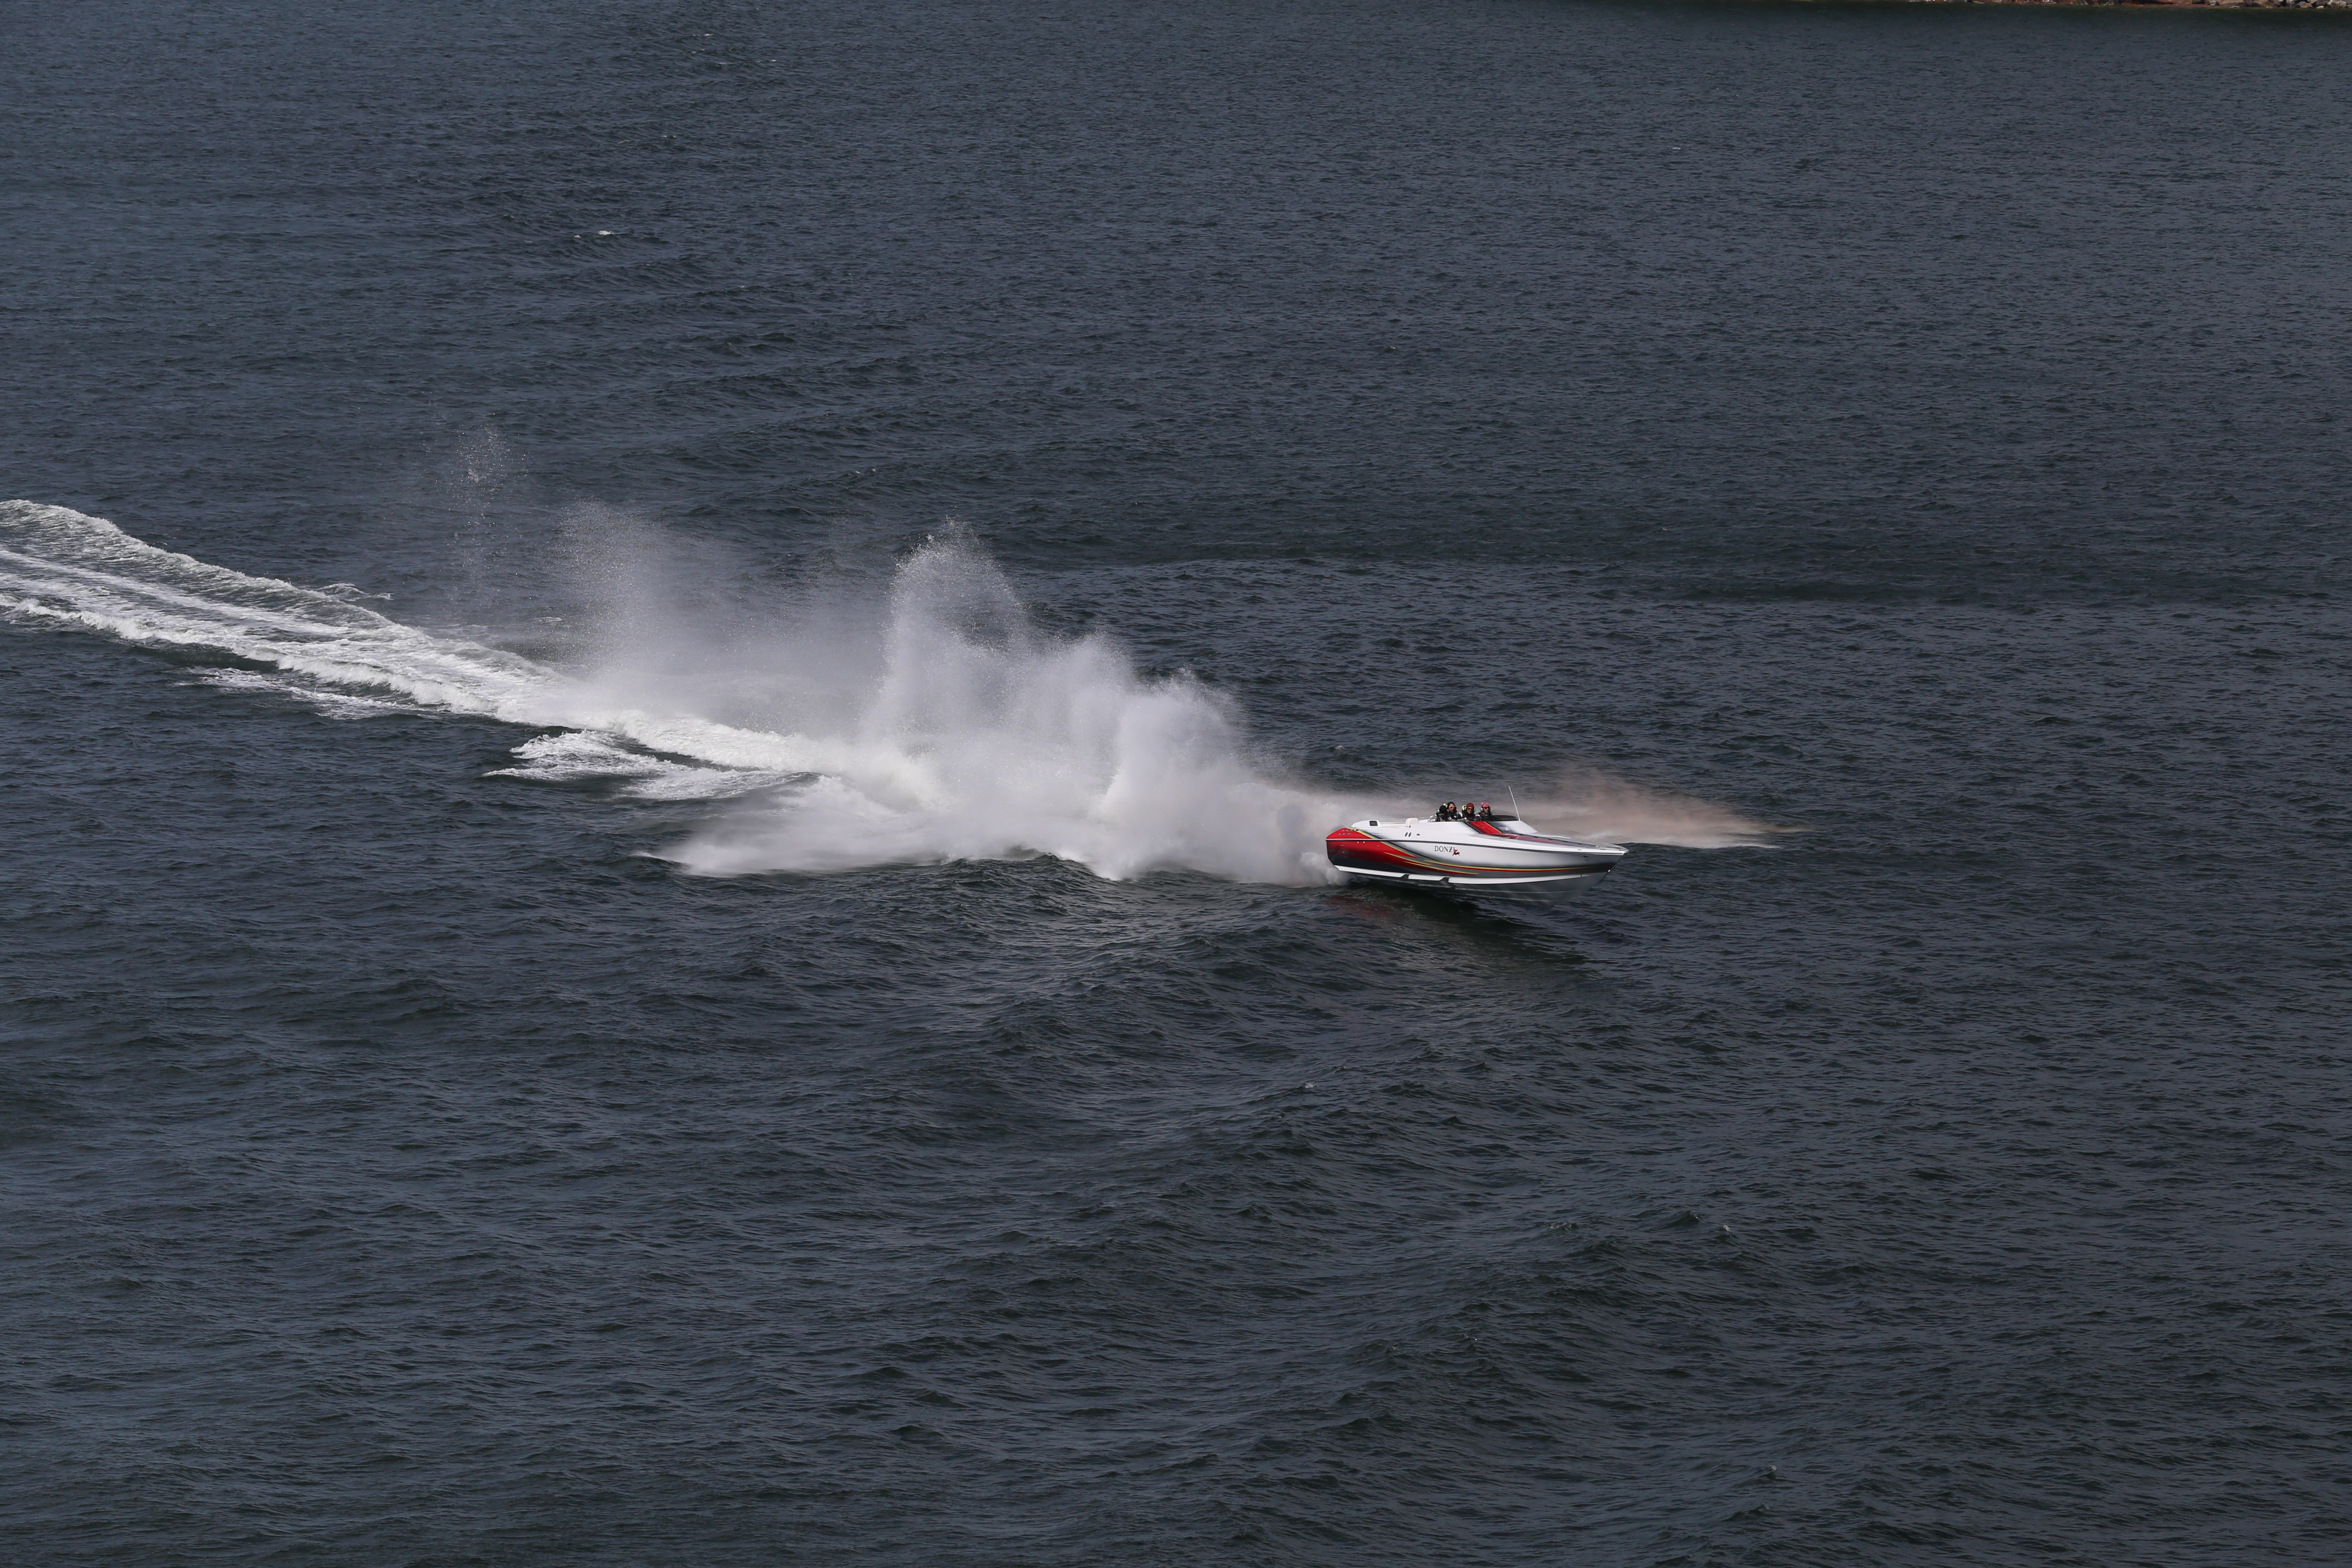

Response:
(1325, 815), (1626, 894)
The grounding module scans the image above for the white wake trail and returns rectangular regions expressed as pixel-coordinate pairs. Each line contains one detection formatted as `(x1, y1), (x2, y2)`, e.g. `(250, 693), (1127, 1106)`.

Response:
(0, 499), (550, 712)
(0, 502), (1365, 883)
(0, 499), (861, 786)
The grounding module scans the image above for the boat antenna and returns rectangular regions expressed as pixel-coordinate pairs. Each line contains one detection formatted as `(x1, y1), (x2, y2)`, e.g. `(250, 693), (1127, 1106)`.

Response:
(1508, 784), (1523, 821)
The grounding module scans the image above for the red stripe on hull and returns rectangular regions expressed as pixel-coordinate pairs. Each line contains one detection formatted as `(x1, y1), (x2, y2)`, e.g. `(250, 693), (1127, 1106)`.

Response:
(1325, 827), (1426, 873)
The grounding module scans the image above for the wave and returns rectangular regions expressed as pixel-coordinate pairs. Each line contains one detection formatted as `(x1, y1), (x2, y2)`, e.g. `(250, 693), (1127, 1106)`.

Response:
(0, 500), (1773, 882)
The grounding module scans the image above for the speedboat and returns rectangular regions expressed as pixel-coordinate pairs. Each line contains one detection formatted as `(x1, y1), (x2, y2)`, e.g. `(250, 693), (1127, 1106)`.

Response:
(1326, 811), (1626, 894)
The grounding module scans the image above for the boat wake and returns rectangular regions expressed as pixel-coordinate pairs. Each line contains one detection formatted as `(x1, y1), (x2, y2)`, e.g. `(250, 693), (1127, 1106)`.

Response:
(0, 500), (1773, 882)
(0, 501), (1374, 882)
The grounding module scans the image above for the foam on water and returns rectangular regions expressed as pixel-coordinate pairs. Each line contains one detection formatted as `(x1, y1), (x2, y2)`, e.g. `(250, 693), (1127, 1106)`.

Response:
(0, 499), (558, 717)
(487, 731), (807, 802)
(1, 500), (1767, 882)
(187, 667), (420, 720)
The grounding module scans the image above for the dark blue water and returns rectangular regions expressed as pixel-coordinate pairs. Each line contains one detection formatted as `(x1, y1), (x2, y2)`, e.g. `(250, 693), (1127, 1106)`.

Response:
(6, 3), (2350, 1563)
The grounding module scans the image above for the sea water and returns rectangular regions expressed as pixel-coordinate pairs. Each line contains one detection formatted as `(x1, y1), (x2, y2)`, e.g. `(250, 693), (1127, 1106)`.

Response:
(3, 3), (2348, 1564)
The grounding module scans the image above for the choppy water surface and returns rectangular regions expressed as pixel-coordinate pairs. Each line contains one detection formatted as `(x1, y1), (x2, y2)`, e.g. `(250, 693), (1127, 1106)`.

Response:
(5, 3), (2349, 1564)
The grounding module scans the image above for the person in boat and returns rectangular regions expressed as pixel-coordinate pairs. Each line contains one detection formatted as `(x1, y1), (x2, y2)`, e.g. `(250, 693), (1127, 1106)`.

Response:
(1437, 801), (1457, 821)
(1477, 802), (1494, 821)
